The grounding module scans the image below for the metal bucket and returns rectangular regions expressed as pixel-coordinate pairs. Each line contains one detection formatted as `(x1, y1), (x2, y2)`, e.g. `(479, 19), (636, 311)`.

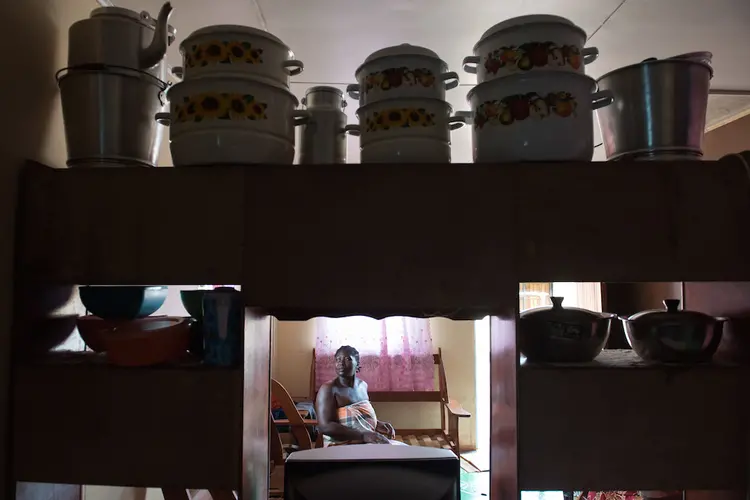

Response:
(595, 56), (713, 161)
(57, 64), (169, 167)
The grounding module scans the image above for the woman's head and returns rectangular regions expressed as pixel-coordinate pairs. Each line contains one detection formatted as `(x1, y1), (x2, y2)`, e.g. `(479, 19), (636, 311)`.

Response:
(335, 345), (360, 377)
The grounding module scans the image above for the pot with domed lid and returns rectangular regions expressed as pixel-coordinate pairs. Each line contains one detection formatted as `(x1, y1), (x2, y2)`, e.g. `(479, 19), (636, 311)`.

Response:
(346, 43), (459, 105)
(620, 299), (726, 363)
(518, 296), (616, 362)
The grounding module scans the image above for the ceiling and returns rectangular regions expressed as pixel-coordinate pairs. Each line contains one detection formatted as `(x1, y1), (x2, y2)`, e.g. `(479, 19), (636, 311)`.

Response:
(113, 0), (750, 163)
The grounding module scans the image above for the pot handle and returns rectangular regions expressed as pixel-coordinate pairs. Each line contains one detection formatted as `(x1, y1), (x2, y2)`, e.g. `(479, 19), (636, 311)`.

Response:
(453, 110), (474, 125)
(448, 114), (467, 131)
(171, 65), (184, 80)
(462, 55), (480, 74)
(346, 83), (361, 100)
(282, 59), (304, 76)
(582, 47), (599, 65)
(293, 109), (312, 126)
(155, 112), (171, 126)
(343, 124), (360, 136)
(440, 71), (460, 90)
(591, 89), (614, 110)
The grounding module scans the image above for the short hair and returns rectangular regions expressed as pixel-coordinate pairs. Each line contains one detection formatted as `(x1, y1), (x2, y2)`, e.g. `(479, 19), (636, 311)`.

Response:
(335, 345), (360, 366)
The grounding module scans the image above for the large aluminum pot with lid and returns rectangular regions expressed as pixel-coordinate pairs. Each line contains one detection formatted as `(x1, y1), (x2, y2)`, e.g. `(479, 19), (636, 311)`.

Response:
(620, 299), (726, 363)
(518, 296), (616, 363)
(462, 15), (599, 82)
(68, 3), (175, 75)
(595, 53), (713, 161)
(299, 86), (359, 164)
(173, 25), (303, 87)
(346, 44), (459, 105)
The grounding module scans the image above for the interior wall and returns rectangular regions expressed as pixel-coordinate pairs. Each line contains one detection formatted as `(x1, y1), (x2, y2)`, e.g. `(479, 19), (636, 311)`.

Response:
(273, 318), (477, 450)
(703, 113), (750, 159)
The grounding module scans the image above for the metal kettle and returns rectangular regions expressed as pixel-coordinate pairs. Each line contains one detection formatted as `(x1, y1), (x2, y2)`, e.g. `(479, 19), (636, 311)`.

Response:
(67, 2), (175, 73)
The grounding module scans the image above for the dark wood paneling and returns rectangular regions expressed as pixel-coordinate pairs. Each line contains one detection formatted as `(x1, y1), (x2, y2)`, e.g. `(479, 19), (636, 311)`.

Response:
(13, 354), (242, 489)
(18, 161), (750, 319)
(519, 350), (747, 490)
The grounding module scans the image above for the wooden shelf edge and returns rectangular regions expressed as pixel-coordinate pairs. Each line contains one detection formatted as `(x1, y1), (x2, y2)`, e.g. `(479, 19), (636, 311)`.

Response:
(519, 350), (749, 490)
(17, 158), (750, 313)
(12, 354), (242, 489)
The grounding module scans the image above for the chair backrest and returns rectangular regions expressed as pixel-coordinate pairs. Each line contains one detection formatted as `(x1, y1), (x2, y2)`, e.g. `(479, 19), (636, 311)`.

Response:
(272, 378), (313, 450)
(269, 411), (284, 468)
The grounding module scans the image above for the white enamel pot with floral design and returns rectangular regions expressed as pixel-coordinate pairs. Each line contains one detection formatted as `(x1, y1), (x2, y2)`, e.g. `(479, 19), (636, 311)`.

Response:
(156, 76), (309, 166)
(360, 137), (452, 163)
(173, 25), (303, 87)
(466, 72), (613, 162)
(354, 97), (466, 147)
(462, 15), (599, 83)
(346, 44), (459, 106)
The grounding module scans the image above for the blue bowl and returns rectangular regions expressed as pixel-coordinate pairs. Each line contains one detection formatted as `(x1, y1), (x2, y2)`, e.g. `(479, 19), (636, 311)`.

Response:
(78, 286), (168, 320)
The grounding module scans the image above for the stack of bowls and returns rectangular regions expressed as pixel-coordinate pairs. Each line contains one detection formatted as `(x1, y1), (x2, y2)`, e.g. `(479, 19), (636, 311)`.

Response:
(158, 25), (309, 166)
(346, 44), (466, 163)
(462, 15), (613, 163)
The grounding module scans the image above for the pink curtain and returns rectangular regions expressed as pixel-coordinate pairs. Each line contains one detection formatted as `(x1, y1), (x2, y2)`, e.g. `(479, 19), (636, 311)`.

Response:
(315, 317), (435, 392)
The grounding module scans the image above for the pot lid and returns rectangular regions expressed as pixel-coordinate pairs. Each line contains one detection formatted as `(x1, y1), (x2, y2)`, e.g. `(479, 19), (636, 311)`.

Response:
(362, 43), (442, 64)
(184, 25), (289, 50)
(624, 299), (717, 322)
(305, 86), (344, 97)
(91, 6), (176, 36)
(478, 14), (586, 44)
(520, 296), (615, 322)
(597, 53), (714, 82)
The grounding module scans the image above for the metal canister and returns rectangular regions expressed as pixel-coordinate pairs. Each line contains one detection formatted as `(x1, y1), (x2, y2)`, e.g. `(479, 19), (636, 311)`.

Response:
(202, 287), (243, 367)
(299, 86), (359, 164)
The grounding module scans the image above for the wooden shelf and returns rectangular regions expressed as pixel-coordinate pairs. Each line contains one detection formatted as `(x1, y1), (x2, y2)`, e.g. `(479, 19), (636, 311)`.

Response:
(17, 159), (750, 319)
(518, 350), (749, 491)
(12, 352), (242, 489)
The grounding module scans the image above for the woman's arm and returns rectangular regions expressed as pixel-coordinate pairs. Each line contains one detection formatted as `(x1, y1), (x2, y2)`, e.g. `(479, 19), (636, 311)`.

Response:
(315, 383), (367, 441)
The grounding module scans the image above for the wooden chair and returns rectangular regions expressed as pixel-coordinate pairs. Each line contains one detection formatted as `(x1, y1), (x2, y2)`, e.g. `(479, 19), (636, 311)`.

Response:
(271, 378), (316, 452)
(310, 347), (470, 454)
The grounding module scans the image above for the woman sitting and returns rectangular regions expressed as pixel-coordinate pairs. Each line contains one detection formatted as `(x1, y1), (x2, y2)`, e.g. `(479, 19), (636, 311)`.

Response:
(316, 345), (406, 446)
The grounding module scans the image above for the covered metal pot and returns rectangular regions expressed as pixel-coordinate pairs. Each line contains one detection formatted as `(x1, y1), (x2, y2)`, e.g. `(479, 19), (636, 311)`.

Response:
(595, 52), (713, 160)
(620, 299), (726, 363)
(518, 296), (616, 362)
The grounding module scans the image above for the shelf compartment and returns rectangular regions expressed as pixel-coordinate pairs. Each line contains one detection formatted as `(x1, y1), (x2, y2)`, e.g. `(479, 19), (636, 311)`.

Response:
(17, 160), (750, 319)
(518, 350), (748, 491)
(12, 353), (242, 489)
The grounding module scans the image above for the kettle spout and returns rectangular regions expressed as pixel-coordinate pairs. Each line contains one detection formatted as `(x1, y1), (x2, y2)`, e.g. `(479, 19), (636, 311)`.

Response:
(140, 2), (174, 69)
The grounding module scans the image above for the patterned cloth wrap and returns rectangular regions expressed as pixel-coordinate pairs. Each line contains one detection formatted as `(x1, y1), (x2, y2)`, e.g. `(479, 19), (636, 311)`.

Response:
(323, 400), (406, 447)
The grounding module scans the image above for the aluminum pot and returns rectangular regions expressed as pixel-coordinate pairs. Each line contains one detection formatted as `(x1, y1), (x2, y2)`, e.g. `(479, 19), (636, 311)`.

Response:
(160, 75), (309, 144)
(519, 296), (616, 363)
(595, 53), (713, 161)
(462, 15), (599, 82)
(467, 72), (613, 162)
(299, 108), (359, 164)
(620, 299), (726, 363)
(346, 44), (459, 106)
(356, 97), (466, 146)
(173, 25), (303, 86)
(302, 86), (347, 111)
(57, 65), (168, 167)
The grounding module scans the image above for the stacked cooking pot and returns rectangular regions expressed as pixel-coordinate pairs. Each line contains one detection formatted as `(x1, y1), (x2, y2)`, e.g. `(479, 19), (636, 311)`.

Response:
(159, 25), (308, 166)
(58, 3), (175, 168)
(595, 52), (714, 161)
(298, 86), (359, 164)
(462, 15), (612, 163)
(346, 44), (466, 163)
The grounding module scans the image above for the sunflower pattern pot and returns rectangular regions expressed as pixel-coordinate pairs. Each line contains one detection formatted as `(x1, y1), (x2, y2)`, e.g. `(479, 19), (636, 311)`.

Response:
(467, 72), (613, 162)
(356, 97), (465, 146)
(183, 41), (264, 69)
(177, 25), (304, 87)
(474, 91), (578, 128)
(364, 107), (437, 132)
(172, 92), (269, 123)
